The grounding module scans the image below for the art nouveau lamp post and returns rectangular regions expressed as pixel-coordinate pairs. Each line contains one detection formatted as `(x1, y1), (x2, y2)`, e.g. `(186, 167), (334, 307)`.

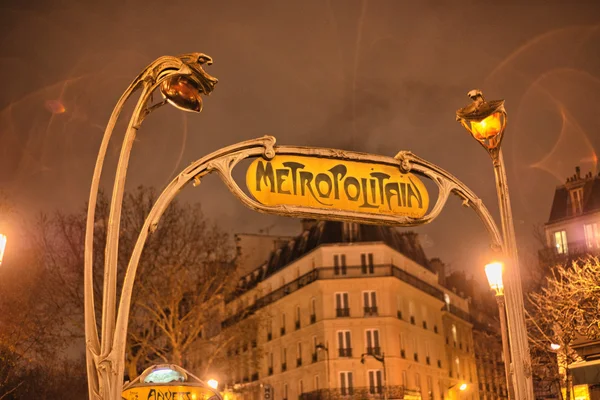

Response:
(456, 91), (535, 399)
(485, 261), (514, 400)
(84, 53), (217, 400)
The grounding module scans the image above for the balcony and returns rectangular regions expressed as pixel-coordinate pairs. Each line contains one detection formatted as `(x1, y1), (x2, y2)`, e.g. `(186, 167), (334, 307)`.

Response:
(338, 348), (353, 357)
(400, 349), (406, 359)
(363, 306), (378, 317)
(223, 264), (453, 329)
(251, 372), (258, 381)
(267, 332), (272, 341)
(268, 367), (273, 376)
(280, 327), (286, 336)
(410, 316), (415, 325)
(312, 353), (318, 363)
(281, 363), (287, 372)
(397, 310), (403, 320)
(310, 314), (316, 324)
(426, 356), (430, 365)
(336, 308), (350, 317)
(539, 241), (600, 268)
(422, 321), (428, 330)
(299, 387), (421, 400)
(297, 358), (302, 367)
(366, 347), (381, 356)
(413, 353), (419, 362)
(295, 320), (301, 330)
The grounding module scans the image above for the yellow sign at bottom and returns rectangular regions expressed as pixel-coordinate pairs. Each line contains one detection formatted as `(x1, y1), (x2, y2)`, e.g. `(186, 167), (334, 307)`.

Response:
(122, 384), (217, 400)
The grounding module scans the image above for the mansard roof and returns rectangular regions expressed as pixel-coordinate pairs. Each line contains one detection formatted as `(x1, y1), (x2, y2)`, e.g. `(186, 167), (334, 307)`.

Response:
(237, 220), (431, 292)
(547, 168), (600, 224)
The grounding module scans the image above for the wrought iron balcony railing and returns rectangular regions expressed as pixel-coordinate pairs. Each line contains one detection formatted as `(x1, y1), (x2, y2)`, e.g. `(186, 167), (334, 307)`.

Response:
(363, 306), (378, 316)
(366, 346), (381, 356)
(336, 308), (350, 317)
(338, 348), (352, 357)
(299, 386), (421, 400)
(222, 264), (471, 329)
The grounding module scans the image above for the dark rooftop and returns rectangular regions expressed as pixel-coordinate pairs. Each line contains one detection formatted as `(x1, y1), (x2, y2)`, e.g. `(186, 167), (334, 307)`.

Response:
(547, 167), (600, 224)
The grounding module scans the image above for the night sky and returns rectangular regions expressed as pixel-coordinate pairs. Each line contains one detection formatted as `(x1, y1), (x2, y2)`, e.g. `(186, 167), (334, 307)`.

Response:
(1, 0), (599, 282)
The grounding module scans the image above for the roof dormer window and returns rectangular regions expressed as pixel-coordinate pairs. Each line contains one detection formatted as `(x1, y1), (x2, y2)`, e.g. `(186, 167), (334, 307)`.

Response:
(570, 187), (583, 215)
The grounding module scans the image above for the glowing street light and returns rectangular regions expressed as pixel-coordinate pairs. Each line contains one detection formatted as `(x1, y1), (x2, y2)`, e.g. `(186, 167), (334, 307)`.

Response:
(457, 90), (534, 399)
(485, 262), (504, 295)
(459, 383), (468, 391)
(207, 379), (219, 389)
(0, 234), (6, 266)
(550, 343), (561, 351)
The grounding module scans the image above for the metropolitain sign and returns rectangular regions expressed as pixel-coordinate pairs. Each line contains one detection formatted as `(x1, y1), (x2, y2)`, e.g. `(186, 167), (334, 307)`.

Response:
(246, 155), (429, 218)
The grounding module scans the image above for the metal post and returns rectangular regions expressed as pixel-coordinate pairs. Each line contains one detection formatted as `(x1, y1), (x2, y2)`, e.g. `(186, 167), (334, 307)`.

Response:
(382, 353), (388, 400)
(492, 149), (535, 399)
(496, 295), (515, 400)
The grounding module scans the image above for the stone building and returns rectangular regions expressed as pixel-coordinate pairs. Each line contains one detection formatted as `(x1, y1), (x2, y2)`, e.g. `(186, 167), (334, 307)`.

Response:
(538, 167), (600, 399)
(222, 221), (479, 400)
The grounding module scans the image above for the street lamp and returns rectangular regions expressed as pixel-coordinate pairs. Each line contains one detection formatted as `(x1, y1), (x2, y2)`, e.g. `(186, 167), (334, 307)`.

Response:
(360, 353), (387, 400)
(0, 233), (6, 266)
(207, 379), (219, 390)
(316, 343), (330, 400)
(84, 53), (217, 400)
(457, 90), (535, 399)
(485, 261), (514, 400)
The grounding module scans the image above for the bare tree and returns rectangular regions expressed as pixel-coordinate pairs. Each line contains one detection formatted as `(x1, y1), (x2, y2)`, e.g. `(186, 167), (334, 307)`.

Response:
(527, 258), (600, 400)
(40, 186), (264, 380)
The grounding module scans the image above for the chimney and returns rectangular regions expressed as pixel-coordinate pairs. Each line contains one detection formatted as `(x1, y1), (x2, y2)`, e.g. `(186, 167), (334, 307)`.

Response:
(576, 166), (581, 179)
(301, 219), (317, 232)
(429, 258), (447, 286)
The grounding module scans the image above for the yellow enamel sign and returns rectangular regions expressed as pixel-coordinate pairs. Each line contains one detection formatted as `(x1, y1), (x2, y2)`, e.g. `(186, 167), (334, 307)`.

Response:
(246, 155), (429, 218)
(122, 384), (217, 400)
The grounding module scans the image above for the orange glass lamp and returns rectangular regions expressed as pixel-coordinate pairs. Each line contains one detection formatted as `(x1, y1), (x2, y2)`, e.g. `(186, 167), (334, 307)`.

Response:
(485, 261), (505, 296)
(456, 90), (507, 153)
(159, 55), (217, 113)
(0, 234), (6, 266)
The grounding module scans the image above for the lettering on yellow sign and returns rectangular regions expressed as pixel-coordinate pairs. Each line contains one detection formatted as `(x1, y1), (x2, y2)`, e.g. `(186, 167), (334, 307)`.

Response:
(246, 155), (429, 218)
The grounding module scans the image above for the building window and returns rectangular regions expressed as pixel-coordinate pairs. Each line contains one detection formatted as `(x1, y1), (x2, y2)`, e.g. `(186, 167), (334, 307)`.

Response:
(298, 379), (303, 396)
(310, 298), (317, 323)
(368, 370), (383, 394)
(333, 254), (347, 275)
(339, 372), (354, 396)
(584, 223), (600, 249)
(335, 292), (350, 317)
(570, 188), (584, 215)
(314, 375), (320, 391)
(554, 230), (568, 254)
(281, 347), (287, 372)
(409, 301), (416, 324)
(415, 373), (421, 393)
(281, 313), (286, 336)
(297, 342), (303, 367)
(455, 357), (460, 379)
(295, 305), (301, 330)
(267, 319), (272, 341)
(427, 376), (433, 400)
(361, 253), (374, 274)
(337, 330), (352, 357)
(283, 383), (288, 400)
(363, 291), (378, 316)
(402, 370), (408, 387)
(399, 333), (406, 358)
(451, 324), (457, 345)
(365, 329), (381, 356)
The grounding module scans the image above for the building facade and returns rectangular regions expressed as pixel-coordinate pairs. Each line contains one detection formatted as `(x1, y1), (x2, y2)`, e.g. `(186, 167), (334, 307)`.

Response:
(222, 221), (479, 400)
(539, 167), (600, 399)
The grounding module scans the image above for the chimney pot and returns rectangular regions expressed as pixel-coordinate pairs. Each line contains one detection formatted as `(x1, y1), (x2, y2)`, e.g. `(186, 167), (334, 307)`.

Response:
(576, 166), (581, 179)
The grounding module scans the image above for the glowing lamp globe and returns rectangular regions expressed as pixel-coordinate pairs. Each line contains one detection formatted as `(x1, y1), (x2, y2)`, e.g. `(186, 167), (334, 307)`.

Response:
(459, 383), (468, 391)
(207, 379), (219, 389)
(160, 75), (204, 113)
(485, 262), (504, 296)
(456, 90), (507, 152)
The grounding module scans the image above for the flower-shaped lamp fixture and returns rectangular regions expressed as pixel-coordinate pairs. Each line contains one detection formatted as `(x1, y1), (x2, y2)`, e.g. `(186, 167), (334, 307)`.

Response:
(160, 53), (218, 113)
(456, 90), (506, 153)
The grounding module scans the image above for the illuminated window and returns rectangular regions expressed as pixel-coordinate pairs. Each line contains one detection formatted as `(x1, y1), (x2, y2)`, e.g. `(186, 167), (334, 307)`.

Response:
(452, 324), (458, 343)
(570, 188), (584, 215)
(584, 223), (600, 249)
(554, 230), (568, 254)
